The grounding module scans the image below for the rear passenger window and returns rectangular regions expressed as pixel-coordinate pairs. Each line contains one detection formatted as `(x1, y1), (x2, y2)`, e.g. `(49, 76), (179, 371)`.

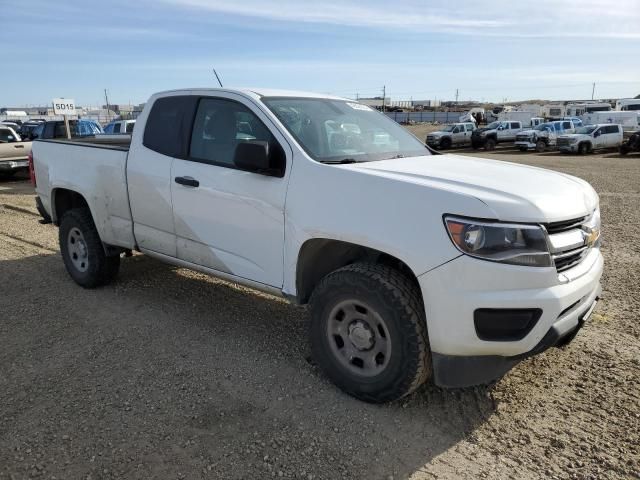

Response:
(113, 123), (121, 133)
(126, 122), (135, 133)
(510, 122), (519, 129)
(562, 121), (571, 130)
(143, 96), (198, 158)
(466, 124), (474, 131)
(189, 97), (282, 169)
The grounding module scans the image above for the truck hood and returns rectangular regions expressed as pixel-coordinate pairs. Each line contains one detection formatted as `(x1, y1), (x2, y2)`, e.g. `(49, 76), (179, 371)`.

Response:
(350, 154), (598, 222)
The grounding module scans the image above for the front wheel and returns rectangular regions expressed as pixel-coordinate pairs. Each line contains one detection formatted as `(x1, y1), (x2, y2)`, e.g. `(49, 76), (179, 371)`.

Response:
(619, 144), (630, 156)
(578, 142), (590, 155)
(535, 140), (546, 153)
(59, 208), (120, 288)
(484, 138), (496, 150)
(309, 263), (431, 403)
(440, 137), (452, 150)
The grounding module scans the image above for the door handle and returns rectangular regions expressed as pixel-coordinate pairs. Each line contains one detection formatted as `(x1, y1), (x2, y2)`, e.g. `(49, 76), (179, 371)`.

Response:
(14, 145), (24, 149)
(174, 176), (199, 187)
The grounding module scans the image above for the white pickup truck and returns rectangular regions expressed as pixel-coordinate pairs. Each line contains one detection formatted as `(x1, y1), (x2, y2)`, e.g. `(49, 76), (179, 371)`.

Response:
(32, 88), (603, 403)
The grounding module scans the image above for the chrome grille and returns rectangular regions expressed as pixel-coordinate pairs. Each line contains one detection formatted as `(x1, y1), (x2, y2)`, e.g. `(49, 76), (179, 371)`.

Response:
(557, 137), (572, 147)
(545, 216), (586, 234)
(544, 216), (592, 273)
(516, 134), (532, 142)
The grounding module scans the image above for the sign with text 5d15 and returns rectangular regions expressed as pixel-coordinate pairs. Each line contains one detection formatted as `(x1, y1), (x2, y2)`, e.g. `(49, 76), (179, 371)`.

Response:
(52, 98), (76, 115)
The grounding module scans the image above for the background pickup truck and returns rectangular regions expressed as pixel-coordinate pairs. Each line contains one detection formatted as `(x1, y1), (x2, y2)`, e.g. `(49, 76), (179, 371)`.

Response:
(471, 121), (523, 150)
(32, 88), (603, 403)
(425, 122), (476, 149)
(0, 125), (32, 175)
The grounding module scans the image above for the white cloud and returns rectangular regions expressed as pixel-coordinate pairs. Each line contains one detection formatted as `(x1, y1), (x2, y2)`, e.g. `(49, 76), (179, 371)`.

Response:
(161, 0), (640, 38)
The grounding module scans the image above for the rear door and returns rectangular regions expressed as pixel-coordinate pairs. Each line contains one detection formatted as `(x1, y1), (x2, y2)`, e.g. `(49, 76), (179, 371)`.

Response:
(127, 94), (198, 257)
(170, 93), (291, 287)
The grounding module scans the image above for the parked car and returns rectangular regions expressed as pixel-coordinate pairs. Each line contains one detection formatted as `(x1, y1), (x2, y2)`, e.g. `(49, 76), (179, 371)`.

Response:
(31, 119), (103, 140)
(0, 125), (32, 175)
(619, 130), (640, 155)
(557, 124), (624, 154)
(31, 88), (603, 403)
(20, 121), (44, 140)
(515, 120), (576, 152)
(471, 120), (523, 150)
(425, 122), (475, 149)
(102, 119), (136, 134)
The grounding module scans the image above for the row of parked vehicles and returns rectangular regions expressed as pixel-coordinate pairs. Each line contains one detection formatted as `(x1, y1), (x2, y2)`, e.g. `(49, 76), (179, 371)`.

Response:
(426, 110), (638, 155)
(0, 118), (135, 176)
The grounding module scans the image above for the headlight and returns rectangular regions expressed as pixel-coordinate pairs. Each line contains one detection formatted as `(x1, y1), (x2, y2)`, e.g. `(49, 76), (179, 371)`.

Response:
(570, 137), (579, 144)
(444, 216), (552, 267)
(480, 132), (487, 136)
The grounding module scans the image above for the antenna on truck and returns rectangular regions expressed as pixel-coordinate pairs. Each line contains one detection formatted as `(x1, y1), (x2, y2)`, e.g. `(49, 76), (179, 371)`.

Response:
(212, 69), (223, 88)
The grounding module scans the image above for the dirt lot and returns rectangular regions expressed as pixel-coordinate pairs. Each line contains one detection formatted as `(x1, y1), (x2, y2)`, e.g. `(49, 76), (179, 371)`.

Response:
(1, 145), (639, 479)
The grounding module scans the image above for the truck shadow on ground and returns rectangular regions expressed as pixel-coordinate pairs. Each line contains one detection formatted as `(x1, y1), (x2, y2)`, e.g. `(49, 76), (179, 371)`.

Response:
(1, 253), (498, 479)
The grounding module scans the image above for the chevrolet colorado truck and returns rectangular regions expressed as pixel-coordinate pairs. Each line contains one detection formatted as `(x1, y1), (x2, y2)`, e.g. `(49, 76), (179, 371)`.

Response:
(31, 88), (603, 403)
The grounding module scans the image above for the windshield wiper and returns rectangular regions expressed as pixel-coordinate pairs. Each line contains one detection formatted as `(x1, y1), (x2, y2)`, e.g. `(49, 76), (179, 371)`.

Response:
(321, 158), (359, 164)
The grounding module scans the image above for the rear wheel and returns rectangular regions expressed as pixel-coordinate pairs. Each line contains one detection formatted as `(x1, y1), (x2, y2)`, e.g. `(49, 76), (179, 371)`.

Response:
(484, 138), (496, 150)
(309, 263), (430, 403)
(535, 140), (546, 153)
(59, 208), (120, 288)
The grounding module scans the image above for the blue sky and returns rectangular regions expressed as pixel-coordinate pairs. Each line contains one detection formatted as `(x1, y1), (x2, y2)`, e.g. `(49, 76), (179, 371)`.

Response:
(2, 0), (639, 107)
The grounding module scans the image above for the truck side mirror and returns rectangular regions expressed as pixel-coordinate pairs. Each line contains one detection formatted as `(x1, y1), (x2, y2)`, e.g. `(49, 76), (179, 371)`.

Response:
(593, 131), (600, 137)
(234, 141), (285, 177)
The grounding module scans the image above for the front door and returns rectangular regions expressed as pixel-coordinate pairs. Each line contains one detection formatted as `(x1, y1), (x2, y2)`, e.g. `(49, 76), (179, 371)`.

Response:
(170, 93), (291, 288)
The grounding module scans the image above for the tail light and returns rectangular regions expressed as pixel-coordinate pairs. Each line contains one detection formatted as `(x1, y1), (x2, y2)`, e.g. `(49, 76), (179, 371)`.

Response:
(28, 151), (36, 186)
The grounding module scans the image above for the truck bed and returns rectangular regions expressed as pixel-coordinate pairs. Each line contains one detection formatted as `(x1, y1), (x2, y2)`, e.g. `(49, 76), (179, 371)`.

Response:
(32, 137), (136, 250)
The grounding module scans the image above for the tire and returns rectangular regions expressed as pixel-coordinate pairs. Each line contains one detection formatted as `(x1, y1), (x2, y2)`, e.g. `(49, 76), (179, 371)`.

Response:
(519, 147), (528, 152)
(440, 137), (452, 150)
(578, 142), (590, 155)
(309, 263), (431, 403)
(619, 144), (630, 156)
(59, 208), (120, 288)
(535, 140), (546, 153)
(471, 142), (480, 150)
(484, 138), (496, 150)
(35, 196), (52, 224)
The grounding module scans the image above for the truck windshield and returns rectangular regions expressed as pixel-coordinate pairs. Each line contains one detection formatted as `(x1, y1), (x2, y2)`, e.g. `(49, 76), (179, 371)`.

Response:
(262, 97), (430, 163)
(535, 123), (553, 131)
(440, 125), (457, 132)
(486, 121), (501, 129)
(575, 126), (597, 135)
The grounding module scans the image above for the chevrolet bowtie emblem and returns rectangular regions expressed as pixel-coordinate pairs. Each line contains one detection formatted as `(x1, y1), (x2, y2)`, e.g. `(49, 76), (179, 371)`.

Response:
(583, 227), (600, 247)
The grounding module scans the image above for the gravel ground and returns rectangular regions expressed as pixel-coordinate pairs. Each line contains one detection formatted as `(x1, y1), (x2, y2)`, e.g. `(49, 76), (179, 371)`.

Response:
(1, 145), (639, 480)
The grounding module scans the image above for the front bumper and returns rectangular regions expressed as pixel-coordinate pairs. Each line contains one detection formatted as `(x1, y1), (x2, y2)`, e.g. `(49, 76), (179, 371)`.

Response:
(0, 160), (29, 172)
(514, 141), (535, 150)
(418, 248), (603, 387)
(559, 144), (579, 152)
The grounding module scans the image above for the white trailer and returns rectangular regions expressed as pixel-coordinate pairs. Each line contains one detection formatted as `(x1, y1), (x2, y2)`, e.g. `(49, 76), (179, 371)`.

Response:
(542, 104), (566, 119)
(566, 103), (612, 117)
(615, 98), (640, 112)
(497, 111), (544, 127)
(580, 111), (638, 130)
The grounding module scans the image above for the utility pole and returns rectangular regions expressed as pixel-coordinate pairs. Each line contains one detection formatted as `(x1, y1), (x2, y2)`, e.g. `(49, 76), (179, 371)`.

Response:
(591, 82), (596, 100)
(382, 85), (386, 112)
(455, 88), (459, 104)
(104, 89), (111, 122)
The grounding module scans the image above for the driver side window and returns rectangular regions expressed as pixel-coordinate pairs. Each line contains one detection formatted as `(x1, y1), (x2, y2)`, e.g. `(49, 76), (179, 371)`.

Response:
(0, 128), (14, 142)
(189, 97), (281, 169)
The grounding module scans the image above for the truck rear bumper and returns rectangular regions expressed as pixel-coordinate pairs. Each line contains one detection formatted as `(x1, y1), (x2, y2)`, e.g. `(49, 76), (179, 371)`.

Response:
(0, 160), (29, 171)
(418, 249), (603, 387)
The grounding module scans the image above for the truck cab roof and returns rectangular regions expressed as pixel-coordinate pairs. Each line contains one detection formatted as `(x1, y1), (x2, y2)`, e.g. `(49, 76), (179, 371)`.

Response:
(152, 87), (349, 101)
